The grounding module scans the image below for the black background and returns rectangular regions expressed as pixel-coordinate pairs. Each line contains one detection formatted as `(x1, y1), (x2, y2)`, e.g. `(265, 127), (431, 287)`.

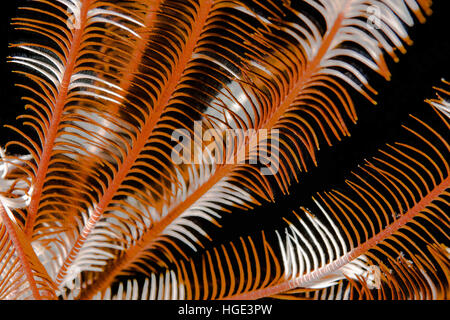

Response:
(1, 1), (448, 174)
(0, 0), (449, 285)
